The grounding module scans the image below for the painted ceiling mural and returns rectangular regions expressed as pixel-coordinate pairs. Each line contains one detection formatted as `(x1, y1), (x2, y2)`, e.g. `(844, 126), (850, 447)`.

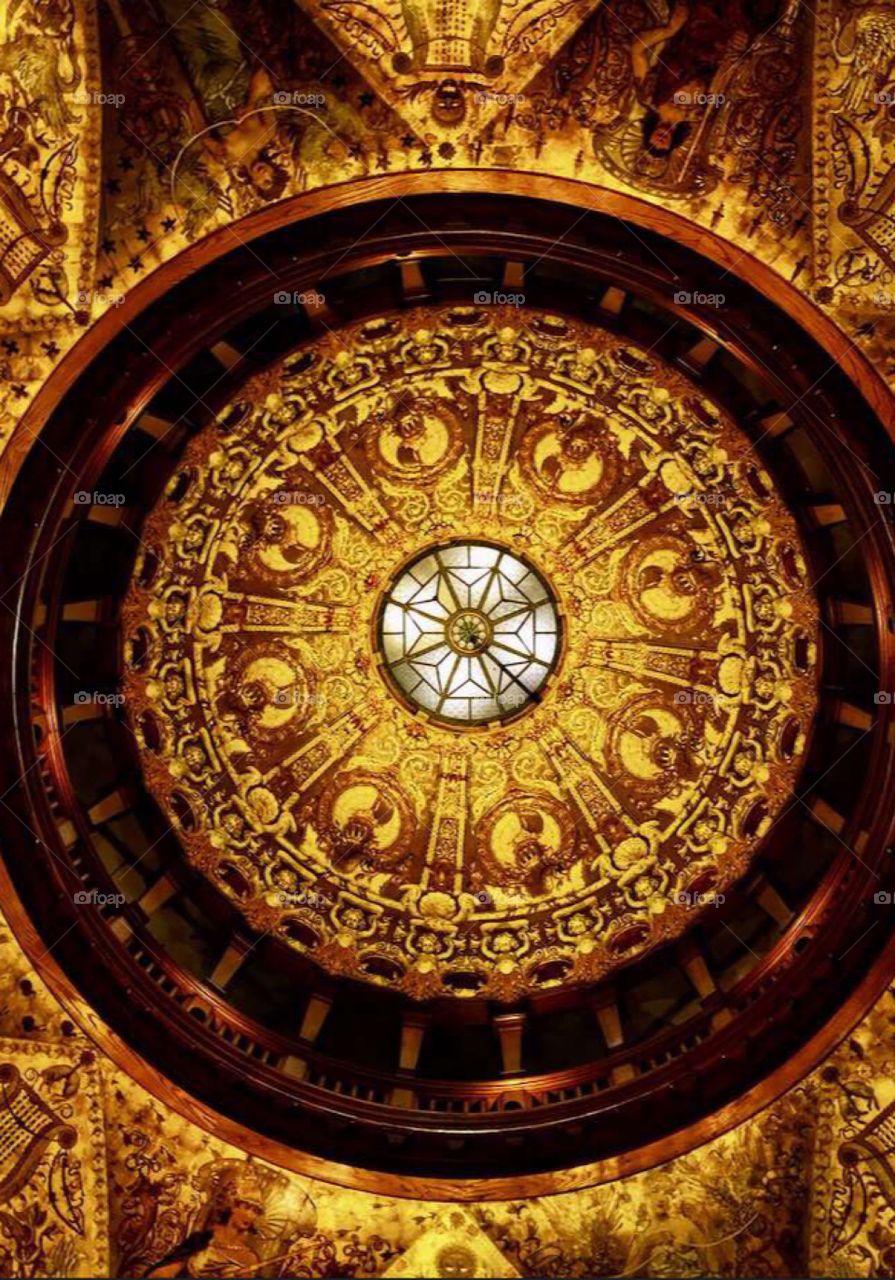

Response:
(120, 306), (816, 1002)
(2, 1), (895, 1277)
(0, 919), (894, 1277)
(0, 0), (100, 423)
(5, 0), (895, 435)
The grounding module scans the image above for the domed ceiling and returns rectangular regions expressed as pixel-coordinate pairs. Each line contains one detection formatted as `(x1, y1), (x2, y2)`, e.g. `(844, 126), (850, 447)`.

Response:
(121, 307), (817, 1002)
(1, 185), (892, 1189)
(2, 0), (895, 1267)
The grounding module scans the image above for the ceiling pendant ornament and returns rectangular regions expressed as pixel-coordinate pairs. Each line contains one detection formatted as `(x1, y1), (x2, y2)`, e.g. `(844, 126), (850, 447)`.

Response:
(122, 306), (818, 1001)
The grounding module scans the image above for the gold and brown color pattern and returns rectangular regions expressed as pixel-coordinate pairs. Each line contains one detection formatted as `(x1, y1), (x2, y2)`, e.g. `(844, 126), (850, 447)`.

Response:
(121, 306), (818, 1001)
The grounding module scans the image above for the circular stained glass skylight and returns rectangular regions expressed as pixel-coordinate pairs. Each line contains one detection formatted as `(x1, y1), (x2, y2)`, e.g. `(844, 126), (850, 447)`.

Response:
(376, 541), (562, 726)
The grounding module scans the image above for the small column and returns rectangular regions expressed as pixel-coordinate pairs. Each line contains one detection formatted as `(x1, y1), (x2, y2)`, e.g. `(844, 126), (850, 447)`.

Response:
(598, 286), (626, 316)
(136, 874), (177, 918)
(399, 259), (429, 302)
(678, 941), (717, 1000)
(389, 1012), (429, 1108)
(494, 1013), (526, 1075)
(679, 334), (719, 374)
(501, 261), (525, 290)
(299, 991), (334, 1044)
(753, 877), (794, 929)
(590, 991), (635, 1086)
(209, 935), (254, 991)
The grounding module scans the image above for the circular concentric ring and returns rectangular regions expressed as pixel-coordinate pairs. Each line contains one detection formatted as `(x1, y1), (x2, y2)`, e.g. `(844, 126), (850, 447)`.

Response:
(2, 192), (893, 1184)
(118, 305), (819, 1001)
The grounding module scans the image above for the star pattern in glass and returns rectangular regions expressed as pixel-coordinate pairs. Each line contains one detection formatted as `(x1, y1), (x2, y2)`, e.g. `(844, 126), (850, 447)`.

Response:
(377, 542), (562, 726)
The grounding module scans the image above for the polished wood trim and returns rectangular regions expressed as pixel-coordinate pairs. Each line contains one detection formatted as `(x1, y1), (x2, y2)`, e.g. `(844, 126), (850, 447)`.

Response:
(0, 844), (892, 1201)
(2, 176), (895, 1197)
(4, 170), (894, 507)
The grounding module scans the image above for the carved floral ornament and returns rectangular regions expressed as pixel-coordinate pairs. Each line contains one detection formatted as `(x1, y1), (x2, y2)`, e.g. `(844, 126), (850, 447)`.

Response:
(122, 306), (817, 1001)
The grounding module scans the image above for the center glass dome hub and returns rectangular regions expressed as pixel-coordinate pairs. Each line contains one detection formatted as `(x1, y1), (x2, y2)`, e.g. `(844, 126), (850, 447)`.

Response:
(376, 541), (562, 727)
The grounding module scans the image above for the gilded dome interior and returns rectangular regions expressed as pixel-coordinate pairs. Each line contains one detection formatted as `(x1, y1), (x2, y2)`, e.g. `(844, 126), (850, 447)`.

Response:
(121, 307), (817, 1002)
(2, 2), (895, 1273)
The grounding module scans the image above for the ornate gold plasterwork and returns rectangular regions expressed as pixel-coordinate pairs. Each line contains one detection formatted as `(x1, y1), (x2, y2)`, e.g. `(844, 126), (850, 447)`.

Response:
(0, 1037), (109, 1279)
(298, 0), (606, 138)
(122, 306), (817, 1001)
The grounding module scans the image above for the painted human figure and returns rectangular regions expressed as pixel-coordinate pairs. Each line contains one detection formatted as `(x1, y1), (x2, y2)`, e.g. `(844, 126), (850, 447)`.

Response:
(629, 0), (782, 156)
(145, 1172), (265, 1278)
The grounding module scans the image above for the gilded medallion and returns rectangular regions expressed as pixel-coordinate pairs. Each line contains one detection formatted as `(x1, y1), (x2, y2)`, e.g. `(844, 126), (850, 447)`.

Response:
(122, 307), (818, 1000)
